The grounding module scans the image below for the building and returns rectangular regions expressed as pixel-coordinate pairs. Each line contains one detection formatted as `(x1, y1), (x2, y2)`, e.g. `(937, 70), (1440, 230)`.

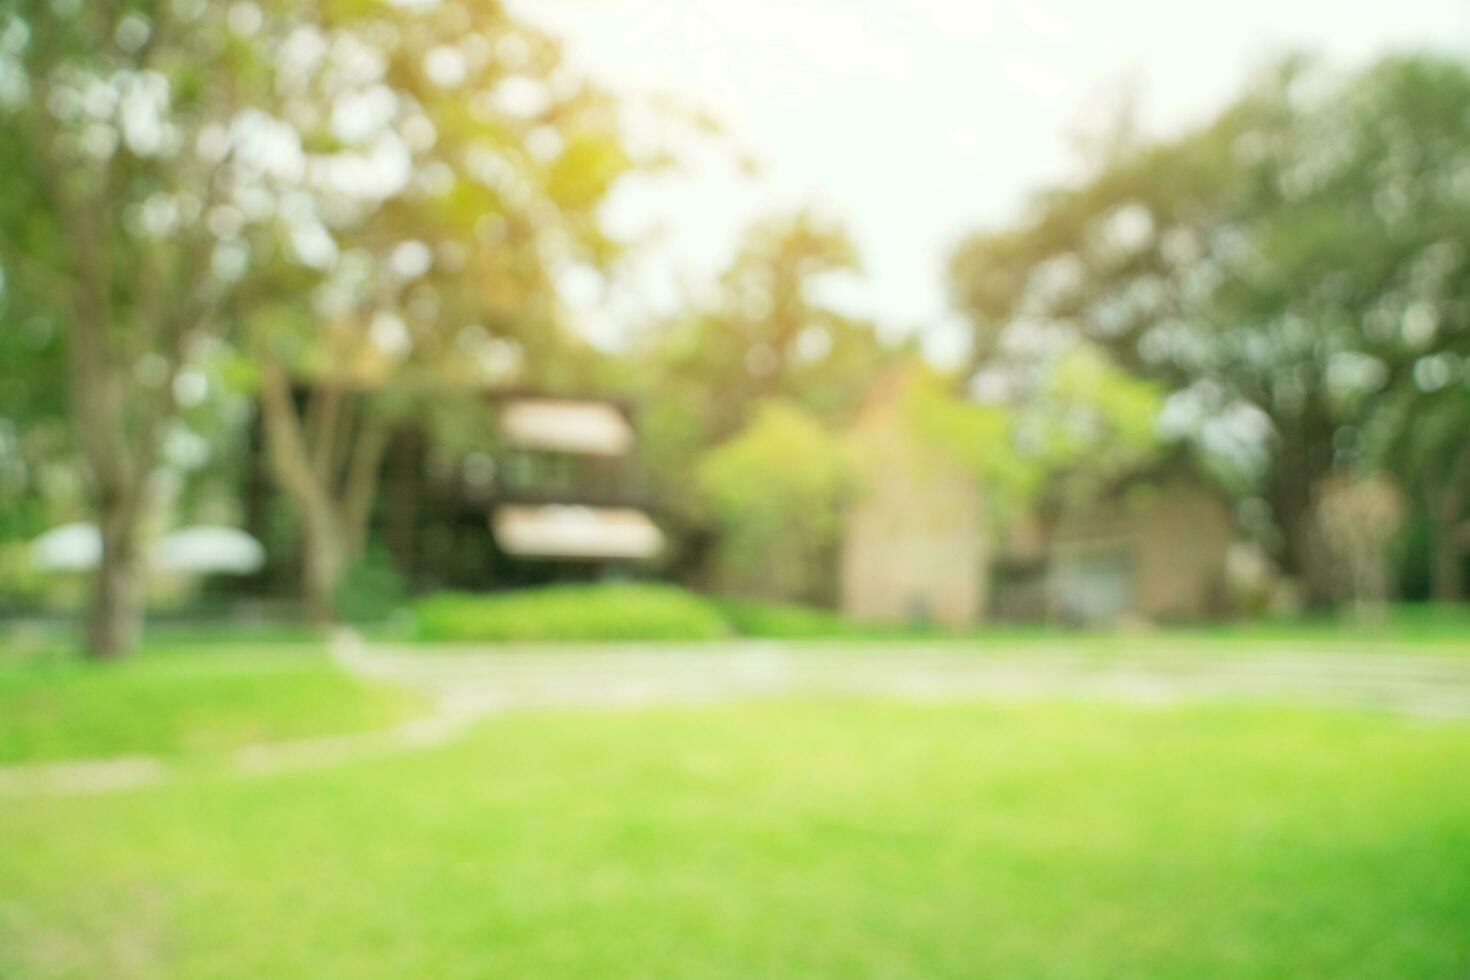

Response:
(489, 395), (663, 564)
(1031, 469), (1236, 624)
(839, 374), (1236, 628)
(840, 371), (989, 629)
(244, 387), (661, 597)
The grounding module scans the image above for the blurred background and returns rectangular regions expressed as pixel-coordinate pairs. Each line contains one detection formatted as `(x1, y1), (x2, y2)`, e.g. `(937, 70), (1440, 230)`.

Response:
(3, 0), (1470, 654)
(9, 5), (1470, 979)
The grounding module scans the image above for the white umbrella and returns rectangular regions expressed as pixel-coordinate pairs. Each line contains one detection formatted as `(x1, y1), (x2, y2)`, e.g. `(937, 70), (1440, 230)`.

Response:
(149, 526), (266, 576)
(29, 522), (101, 571)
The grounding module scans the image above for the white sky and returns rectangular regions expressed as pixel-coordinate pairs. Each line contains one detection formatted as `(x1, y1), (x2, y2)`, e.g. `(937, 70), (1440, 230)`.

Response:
(512, 0), (1470, 358)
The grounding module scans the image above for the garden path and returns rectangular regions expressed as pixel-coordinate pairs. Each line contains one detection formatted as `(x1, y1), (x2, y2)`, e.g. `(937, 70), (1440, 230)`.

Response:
(5, 633), (1469, 797)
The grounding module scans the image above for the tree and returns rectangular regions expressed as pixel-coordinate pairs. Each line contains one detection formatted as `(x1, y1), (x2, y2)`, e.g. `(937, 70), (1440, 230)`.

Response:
(0, 0), (647, 638)
(639, 210), (893, 576)
(1316, 473), (1405, 622)
(1362, 380), (1470, 600)
(645, 210), (885, 437)
(235, 0), (639, 623)
(902, 352), (1161, 521)
(0, 0), (315, 654)
(696, 401), (851, 603)
(948, 54), (1470, 604)
(0, 263), (68, 547)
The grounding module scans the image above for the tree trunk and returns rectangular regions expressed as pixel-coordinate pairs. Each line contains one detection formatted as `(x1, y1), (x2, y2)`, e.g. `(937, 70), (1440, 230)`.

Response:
(257, 358), (371, 626)
(1429, 542), (1462, 603)
(1274, 480), (1336, 607)
(38, 64), (213, 659)
(386, 431), (422, 589)
(341, 416), (392, 559)
(300, 507), (343, 627)
(1430, 486), (1465, 603)
(1267, 424), (1337, 607)
(86, 506), (142, 658)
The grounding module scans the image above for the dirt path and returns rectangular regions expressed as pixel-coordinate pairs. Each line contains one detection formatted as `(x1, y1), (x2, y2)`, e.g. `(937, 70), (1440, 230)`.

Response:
(5, 635), (1468, 797)
(343, 634), (1470, 720)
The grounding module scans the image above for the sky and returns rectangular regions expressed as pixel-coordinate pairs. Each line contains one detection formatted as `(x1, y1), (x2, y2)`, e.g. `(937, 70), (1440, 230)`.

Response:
(511, 0), (1470, 360)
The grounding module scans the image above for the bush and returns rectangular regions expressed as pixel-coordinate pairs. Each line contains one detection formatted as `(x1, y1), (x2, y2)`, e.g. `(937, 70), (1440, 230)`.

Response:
(409, 583), (943, 643)
(715, 597), (866, 638)
(336, 546), (408, 624)
(697, 401), (850, 603)
(412, 583), (733, 643)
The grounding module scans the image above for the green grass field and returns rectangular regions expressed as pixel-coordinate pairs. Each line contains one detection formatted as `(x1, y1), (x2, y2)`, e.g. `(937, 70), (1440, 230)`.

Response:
(2, 612), (1469, 977)
(0, 641), (416, 764)
(2, 698), (1469, 978)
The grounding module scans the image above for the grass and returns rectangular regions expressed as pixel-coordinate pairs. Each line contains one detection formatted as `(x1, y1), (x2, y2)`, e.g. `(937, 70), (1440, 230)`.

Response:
(408, 584), (1063, 644)
(0, 645), (418, 764)
(0, 620), (329, 660)
(1185, 602), (1470, 645)
(412, 583), (733, 643)
(1, 699), (1468, 978)
(713, 596), (921, 638)
(408, 583), (1470, 650)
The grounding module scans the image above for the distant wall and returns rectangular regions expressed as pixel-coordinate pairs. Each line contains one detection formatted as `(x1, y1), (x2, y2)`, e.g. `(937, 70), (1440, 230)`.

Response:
(841, 407), (987, 628)
(1048, 475), (1235, 623)
(1132, 478), (1234, 620)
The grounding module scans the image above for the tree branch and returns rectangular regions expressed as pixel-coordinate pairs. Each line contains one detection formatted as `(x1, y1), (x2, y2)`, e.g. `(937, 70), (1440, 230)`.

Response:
(257, 355), (329, 516)
(307, 383), (345, 485)
(341, 412), (393, 559)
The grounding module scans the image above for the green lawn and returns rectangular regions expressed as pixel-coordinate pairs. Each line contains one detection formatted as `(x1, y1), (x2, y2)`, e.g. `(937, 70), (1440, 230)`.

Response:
(405, 583), (1470, 649)
(2, 699), (1468, 978)
(412, 583), (734, 643)
(1180, 602), (1470, 646)
(0, 644), (417, 764)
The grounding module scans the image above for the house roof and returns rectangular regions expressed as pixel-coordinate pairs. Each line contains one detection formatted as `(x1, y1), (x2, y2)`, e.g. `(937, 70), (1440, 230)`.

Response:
(499, 398), (635, 456)
(492, 505), (663, 560)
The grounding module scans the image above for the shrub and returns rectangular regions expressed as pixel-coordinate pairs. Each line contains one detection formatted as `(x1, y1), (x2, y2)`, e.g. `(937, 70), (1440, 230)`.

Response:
(412, 583), (732, 643)
(715, 597), (863, 638)
(697, 401), (851, 604)
(336, 546), (408, 624)
(1316, 474), (1405, 623)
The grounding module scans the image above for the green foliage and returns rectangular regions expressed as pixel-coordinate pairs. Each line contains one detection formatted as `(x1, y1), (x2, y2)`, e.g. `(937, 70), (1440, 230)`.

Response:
(899, 367), (1033, 501)
(650, 211), (888, 433)
(4, 701), (1470, 976)
(712, 596), (854, 637)
(412, 583), (733, 643)
(1027, 347), (1163, 504)
(0, 650), (416, 764)
(0, 539), (71, 612)
(712, 596), (925, 639)
(334, 546), (408, 625)
(948, 53), (1470, 596)
(697, 401), (851, 602)
(637, 211), (893, 571)
(0, 0), (655, 647)
(1040, 347), (1160, 455)
(547, 131), (635, 211)
(894, 356), (1160, 517)
(408, 585), (910, 643)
